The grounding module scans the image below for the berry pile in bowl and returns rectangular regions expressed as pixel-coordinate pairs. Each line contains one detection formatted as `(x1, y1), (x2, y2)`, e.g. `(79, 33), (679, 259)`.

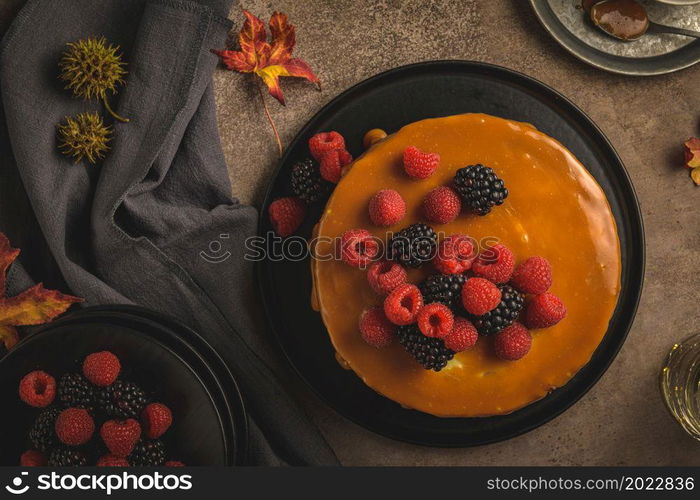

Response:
(0, 310), (237, 465)
(18, 351), (183, 467)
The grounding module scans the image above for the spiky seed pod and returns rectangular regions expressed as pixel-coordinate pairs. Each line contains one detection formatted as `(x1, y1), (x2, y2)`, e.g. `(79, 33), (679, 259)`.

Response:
(57, 112), (112, 164)
(59, 36), (129, 122)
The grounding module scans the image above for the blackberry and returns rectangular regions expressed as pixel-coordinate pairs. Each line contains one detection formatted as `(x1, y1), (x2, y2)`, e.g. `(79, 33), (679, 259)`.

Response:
(397, 324), (455, 372)
(290, 158), (329, 203)
(57, 373), (94, 410)
(29, 407), (60, 452)
(453, 164), (508, 215)
(97, 380), (148, 419)
(388, 223), (437, 268)
(472, 284), (524, 336)
(129, 439), (166, 466)
(48, 447), (88, 466)
(418, 274), (465, 310)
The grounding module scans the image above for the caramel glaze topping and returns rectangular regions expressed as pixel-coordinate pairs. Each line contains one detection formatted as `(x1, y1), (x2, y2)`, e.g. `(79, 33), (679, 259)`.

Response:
(590, 0), (649, 41)
(311, 113), (621, 417)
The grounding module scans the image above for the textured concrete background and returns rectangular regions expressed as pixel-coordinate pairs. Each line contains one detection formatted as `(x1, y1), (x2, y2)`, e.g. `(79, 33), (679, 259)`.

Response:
(3, 0), (700, 465)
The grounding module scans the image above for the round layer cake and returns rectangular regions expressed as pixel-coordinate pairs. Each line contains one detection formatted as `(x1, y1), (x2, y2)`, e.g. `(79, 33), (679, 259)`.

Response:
(311, 113), (621, 417)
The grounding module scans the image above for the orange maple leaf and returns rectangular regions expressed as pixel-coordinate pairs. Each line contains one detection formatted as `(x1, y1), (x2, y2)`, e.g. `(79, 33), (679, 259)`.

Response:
(213, 11), (320, 106)
(684, 138), (700, 169)
(0, 232), (82, 350)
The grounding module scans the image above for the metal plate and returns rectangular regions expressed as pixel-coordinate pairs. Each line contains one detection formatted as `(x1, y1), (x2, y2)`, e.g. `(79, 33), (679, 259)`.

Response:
(257, 61), (645, 446)
(530, 0), (700, 75)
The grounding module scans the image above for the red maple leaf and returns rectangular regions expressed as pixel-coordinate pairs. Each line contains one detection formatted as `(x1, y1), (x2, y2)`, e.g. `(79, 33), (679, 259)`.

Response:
(683, 138), (700, 186)
(213, 11), (320, 106)
(0, 232), (82, 350)
(212, 11), (320, 155)
(684, 138), (700, 169)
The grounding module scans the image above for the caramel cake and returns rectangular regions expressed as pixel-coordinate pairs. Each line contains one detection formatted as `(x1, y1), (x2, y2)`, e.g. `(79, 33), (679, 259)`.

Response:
(310, 113), (621, 418)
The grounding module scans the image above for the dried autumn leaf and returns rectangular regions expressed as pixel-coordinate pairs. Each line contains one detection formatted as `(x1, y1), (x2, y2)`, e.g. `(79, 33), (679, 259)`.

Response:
(213, 10), (320, 106)
(691, 168), (700, 186)
(0, 325), (18, 350)
(0, 232), (82, 350)
(0, 285), (82, 326)
(684, 137), (700, 169)
(0, 234), (19, 297)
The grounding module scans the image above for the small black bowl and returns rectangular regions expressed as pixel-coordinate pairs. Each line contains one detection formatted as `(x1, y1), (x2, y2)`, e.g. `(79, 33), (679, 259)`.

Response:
(0, 305), (247, 465)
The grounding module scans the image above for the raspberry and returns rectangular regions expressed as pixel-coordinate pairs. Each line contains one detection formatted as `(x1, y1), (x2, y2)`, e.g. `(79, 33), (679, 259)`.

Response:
(494, 322), (532, 361)
(383, 283), (424, 325)
(444, 317), (478, 352)
(97, 454), (130, 467)
(83, 351), (121, 387)
(368, 189), (406, 227)
(403, 146), (440, 179)
(339, 228), (379, 268)
(461, 277), (501, 316)
(511, 256), (552, 295)
(359, 307), (396, 348)
(524, 293), (566, 329)
(20, 450), (46, 467)
(141, 403), (172, 439)
(100, 419), (142, 457)
(268, 197), (306, 237)
(472, 243), (515, 283)
(19, 371), (56, 408)
(166, 461), (185, 467)
(309, 131), (345, 161)
(423, 186), (461, 224)
(433, 234), (476, 275)
(417, 303), (454, 339)
(319, 149), (352, 183)
(367, 260), (407, 295)
(55, 408), (95, 446)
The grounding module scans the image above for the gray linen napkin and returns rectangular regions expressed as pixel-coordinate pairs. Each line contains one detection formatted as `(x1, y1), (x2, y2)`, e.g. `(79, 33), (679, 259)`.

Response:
(0, 0), (337, 466)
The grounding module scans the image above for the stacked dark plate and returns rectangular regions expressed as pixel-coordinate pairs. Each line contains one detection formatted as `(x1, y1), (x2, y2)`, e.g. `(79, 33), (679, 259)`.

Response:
(0, 305), (247, 466)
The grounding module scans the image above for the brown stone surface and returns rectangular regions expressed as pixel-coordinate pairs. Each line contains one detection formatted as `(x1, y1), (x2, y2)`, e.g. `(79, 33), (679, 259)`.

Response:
(3, 0), (700, 465)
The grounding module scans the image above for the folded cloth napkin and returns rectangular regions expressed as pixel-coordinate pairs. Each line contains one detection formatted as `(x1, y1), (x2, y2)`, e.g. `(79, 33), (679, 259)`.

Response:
(0, 0), (338, 466)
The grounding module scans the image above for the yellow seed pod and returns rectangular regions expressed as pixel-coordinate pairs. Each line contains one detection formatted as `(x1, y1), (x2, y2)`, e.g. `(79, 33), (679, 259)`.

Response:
(57, 111), (112, 164)
(59, 37), (129, 122)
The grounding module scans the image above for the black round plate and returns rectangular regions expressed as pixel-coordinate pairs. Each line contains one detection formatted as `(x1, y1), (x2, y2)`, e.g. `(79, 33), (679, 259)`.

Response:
(257, 61), (644, 446)
(0, 305), (247, 465)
